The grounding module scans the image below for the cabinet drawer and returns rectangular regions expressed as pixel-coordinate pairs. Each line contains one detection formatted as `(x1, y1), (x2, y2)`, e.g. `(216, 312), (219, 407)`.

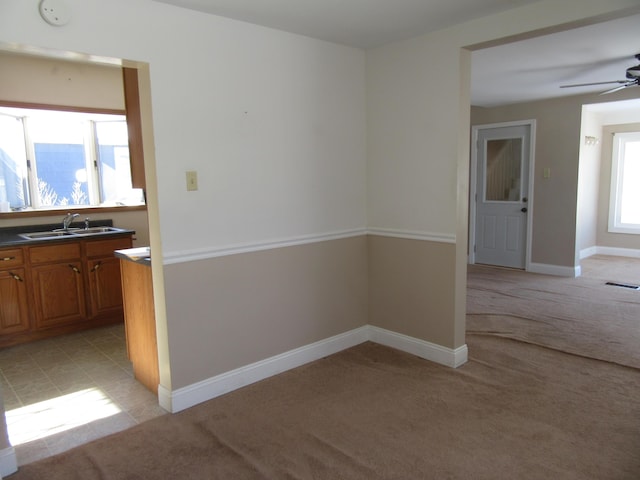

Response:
(30, 243), (81, 264)
(85, 237), (132, 258)
(0, 248), (24, 267)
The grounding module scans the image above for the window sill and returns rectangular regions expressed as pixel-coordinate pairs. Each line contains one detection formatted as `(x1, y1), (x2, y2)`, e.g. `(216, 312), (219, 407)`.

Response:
(608, 225), (640, 235)
(0, 204), (147, 220)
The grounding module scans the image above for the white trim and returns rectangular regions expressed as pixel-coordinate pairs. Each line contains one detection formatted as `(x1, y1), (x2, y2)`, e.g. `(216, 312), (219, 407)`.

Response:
(159, 325), (468, 413)
(367, 228), (455, 244)
(528, 262), (580, 278)
(159, 326), (371, 413)
(163, 229), (367, 265)
(608, 132), (640, 235)
(591, 246), (640, 258)
(579, 246), (598, 259)
(469, 120), (536, 270)
(368, 326), (467, 368)
(162, 228), (456, 265)
(0, 447), (17, 478)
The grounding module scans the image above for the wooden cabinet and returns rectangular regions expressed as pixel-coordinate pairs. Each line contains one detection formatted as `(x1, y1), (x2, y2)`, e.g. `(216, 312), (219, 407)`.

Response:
(31, 242), (87, 328)
(86, 238), (132, 318)
(0, 248), (30, 335)
(122, 67), (146, 190)
(119, 257), (158, 394)
(0, 234), (133, 347)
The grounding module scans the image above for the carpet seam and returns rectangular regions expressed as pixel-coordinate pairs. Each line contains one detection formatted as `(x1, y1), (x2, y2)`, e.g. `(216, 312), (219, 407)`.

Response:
(465, 331), (640, 372)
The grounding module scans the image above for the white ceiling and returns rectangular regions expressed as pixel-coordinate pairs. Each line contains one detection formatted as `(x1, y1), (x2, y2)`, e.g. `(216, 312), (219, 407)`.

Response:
(154, 0), (640, 107)
(472, 13), (640, 107)
(154, 0), (540, 49)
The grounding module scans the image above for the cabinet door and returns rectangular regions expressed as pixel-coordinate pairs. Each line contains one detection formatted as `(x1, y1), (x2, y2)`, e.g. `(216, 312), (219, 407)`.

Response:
(32, 262), (87, 328)
(0, 268), (30, 335)
(87, 256), (124, 317)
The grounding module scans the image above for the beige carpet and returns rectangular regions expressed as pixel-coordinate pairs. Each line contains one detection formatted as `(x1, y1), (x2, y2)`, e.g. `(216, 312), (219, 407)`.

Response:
(8, 256), (640, 479)
(467, 255), (640, 368)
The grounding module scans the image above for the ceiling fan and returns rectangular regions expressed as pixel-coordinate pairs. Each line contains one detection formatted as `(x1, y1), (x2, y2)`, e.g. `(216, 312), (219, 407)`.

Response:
(560, 53), (640, 94)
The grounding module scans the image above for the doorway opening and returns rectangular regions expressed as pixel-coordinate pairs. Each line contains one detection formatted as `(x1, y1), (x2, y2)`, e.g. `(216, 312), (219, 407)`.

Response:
(0, 48), (165, 467)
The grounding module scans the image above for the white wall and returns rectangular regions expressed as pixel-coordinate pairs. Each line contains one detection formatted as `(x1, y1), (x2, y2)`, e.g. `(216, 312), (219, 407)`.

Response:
(367, 34), (461, 236)
(576, 108), (602, 254)
(367, 0), (640, 239)
(0, 50), (124, 108)
(0, 0), (367, 260)
(152, 23), (367, 258)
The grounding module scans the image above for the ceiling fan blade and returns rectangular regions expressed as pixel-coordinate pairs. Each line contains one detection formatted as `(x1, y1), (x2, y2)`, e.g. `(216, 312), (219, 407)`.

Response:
(600, 80), (639, 95)
(560, 80), (627, 88)
(600, 84), (630, 95)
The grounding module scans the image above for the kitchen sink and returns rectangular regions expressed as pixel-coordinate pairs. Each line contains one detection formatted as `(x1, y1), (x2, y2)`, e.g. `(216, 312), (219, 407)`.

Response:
(19, 226), (126, 240)
(71, 226), (123, 235)
(19, 231), (76, 240)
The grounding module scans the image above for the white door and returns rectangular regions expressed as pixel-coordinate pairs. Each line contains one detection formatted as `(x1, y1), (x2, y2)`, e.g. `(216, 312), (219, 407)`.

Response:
(473, 124), (531, 269)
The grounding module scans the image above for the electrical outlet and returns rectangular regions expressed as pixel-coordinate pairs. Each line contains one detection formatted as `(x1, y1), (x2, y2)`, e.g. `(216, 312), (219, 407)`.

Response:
(186, 171), (198, 191)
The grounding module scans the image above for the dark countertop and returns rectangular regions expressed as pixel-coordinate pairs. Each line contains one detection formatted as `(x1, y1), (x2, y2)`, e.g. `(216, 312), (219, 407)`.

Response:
(0, 220), (135, 247)
(115, 246), (152, 267)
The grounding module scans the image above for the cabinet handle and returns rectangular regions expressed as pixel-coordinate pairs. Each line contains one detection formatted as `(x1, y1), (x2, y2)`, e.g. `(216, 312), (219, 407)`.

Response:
(68, 264), (81, 274)
(90, 262), (102, 272)
(8, 272), (23, 282)
(1, 256), (16, 262)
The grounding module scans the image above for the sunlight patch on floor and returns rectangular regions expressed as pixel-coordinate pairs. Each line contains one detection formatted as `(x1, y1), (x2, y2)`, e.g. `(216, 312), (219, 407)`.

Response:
(6, 388), (121, 446)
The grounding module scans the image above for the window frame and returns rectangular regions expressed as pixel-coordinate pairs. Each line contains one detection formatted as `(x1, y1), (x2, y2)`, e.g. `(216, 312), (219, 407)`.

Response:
(608, 130), (640, 235)
(0, 100), (145, 216)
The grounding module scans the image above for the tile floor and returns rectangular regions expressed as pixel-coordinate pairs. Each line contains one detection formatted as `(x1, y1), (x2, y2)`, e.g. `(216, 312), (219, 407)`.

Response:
(0, 323), (167, 466)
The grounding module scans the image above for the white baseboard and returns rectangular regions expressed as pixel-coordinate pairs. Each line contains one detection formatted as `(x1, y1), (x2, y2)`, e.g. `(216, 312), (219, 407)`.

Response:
(528, 262), (580, 277)
(159, 325), (467, 413)
(159, 326), (370, 413)
(369, 326), (468, 368)
(0, 446), (17, 477)
(592, 246), (640, 258)
(579, 246), (598, 259)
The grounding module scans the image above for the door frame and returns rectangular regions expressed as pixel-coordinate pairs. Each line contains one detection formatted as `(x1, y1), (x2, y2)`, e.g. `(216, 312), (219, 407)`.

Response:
(469, 119), (536, 270)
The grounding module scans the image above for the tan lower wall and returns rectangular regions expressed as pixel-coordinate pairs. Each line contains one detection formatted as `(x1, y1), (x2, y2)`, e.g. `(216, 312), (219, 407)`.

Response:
(163, 235), (369, 390)
(368, 235), (457, 349)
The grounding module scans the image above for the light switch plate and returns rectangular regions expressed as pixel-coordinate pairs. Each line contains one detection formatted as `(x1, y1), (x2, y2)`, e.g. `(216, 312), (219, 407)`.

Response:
(186, 171), (198, 191)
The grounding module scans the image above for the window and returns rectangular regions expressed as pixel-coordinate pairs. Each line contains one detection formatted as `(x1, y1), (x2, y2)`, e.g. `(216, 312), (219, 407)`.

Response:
(0, 106), (144, 211)
(609, 131), (640, 234)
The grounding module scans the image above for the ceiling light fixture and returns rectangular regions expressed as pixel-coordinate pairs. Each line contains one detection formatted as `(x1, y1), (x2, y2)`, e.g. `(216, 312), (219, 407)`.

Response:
(584, 135), (599, 146)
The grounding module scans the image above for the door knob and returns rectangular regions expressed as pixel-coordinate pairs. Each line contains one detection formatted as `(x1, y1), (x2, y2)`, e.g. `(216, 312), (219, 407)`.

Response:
(521, 207), (528, 213)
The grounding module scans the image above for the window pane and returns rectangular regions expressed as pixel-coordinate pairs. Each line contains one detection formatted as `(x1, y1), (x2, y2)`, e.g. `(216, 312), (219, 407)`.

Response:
(485, 138), (522, 202)
(29, 114), (89, 206)
(95, 121), (144, 205)
(620, 139), (640, 225)
(0, 114), (28, 209)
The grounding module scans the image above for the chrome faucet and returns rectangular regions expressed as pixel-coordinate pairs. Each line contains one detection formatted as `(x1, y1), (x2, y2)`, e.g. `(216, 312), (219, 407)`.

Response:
(62, 212), (79, 230)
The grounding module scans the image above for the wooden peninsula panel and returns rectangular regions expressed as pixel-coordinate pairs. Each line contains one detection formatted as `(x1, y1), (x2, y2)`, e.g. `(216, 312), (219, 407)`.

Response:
(118, 252), (159, 395)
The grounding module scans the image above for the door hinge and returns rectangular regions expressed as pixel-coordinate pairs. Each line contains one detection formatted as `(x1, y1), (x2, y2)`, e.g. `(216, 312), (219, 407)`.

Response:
(474, 244), (476, 253)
